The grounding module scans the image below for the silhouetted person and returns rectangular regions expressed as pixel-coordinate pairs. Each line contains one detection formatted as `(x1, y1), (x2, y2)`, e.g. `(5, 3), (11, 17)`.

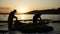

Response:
(33, 13), (42, 24)
(8, 9), (17, 34)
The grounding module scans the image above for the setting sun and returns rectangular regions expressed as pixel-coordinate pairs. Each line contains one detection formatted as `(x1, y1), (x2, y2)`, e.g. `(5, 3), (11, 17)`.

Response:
(20, 8), (27, 13)
(17, 7), (29, 13)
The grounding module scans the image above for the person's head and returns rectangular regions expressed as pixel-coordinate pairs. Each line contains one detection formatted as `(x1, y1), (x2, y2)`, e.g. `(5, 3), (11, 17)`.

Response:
(14, 9), (17, 13)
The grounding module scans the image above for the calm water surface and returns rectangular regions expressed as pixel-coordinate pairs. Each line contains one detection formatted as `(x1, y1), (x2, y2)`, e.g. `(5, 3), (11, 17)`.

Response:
(0, 14), (60, 20)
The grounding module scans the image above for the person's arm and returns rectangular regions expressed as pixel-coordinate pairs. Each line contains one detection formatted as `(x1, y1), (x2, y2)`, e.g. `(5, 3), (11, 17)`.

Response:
(14, 16), (17, 20)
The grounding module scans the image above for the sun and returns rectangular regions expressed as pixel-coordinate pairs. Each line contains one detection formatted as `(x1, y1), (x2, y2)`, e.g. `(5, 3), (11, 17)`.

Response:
(20, 8), (27, 13)
(17, 8), (29, 13)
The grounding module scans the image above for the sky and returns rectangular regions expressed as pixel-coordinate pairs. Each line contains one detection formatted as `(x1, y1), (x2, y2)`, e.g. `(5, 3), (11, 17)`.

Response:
(0, 0), (60, 13)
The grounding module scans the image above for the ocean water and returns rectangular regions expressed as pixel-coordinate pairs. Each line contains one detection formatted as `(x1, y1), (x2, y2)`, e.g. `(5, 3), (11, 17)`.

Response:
(0, 14), (60, 34)
(0, 14), (60, 20)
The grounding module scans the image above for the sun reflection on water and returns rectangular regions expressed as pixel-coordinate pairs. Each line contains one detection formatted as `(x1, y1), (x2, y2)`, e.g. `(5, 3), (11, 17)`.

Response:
(16, 14), (33, 23)
(20, 14), (25, 20)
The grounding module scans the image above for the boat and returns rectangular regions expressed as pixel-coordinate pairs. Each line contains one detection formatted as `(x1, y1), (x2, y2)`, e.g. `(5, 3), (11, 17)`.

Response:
(13, 20), (53, 33)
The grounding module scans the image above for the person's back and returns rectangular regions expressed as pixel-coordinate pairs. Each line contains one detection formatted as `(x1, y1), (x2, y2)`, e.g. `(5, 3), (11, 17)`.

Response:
(33, 13), (42, 24)
(8, 12), (14, 20)
(8, 10), (17, 21)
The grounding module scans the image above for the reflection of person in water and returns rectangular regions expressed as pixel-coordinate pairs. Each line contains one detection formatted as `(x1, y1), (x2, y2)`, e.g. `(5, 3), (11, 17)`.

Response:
(8, 9), (17, 33)
(33, 13), (42, 24)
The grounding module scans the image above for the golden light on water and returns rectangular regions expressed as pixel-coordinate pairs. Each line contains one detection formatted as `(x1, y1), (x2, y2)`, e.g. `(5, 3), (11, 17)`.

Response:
(20, 14), (25, 20)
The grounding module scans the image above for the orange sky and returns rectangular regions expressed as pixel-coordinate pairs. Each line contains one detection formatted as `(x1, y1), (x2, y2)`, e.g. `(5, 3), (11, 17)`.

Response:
(0, 0), (60, 13)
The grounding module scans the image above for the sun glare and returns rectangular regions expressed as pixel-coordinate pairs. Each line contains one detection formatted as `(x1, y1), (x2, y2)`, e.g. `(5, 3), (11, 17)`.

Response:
(20, 14), (25, 20)
(17, 8), (29, 13)
(20, 8), (26, 13)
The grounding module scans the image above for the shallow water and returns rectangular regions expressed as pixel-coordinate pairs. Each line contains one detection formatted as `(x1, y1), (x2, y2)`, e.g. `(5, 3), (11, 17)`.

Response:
(0, 23), (60, 34)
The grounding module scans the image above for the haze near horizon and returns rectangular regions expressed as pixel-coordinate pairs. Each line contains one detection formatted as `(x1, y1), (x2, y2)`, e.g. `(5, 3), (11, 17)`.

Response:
(0, 0), (60, 13)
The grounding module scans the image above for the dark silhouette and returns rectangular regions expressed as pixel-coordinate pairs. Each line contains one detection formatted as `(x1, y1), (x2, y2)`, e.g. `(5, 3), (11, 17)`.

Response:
(8, 9), (17, 34)
(14, 20), (23, 31)
(33, 13), (42, 24)
(27, 8), (60, 14)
